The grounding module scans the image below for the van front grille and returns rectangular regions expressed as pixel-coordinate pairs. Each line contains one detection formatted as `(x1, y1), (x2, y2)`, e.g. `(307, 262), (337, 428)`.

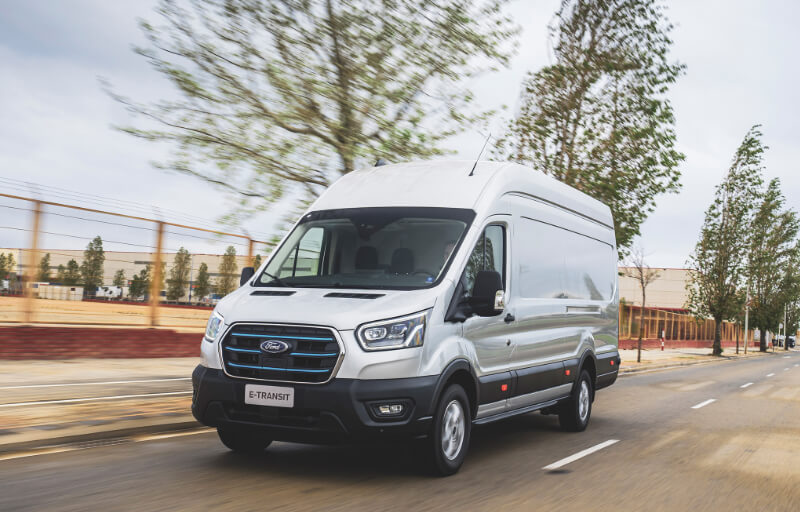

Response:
(220, 324), (341, 384)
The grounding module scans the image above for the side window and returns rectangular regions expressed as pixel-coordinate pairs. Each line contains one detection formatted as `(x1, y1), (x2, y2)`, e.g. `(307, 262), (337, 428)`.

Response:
(279, 227), (324, 277)
(464, 225), (506, 294)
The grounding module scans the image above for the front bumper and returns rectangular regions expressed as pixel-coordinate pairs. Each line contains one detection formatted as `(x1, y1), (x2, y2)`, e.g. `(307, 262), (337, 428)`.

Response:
(191, 365), (436, 444)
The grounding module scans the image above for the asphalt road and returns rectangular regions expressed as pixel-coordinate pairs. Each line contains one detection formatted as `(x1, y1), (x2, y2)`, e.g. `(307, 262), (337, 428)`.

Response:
(2, 352), (799, 512)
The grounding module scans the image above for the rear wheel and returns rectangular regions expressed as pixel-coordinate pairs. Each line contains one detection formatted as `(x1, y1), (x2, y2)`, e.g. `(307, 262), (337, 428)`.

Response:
(558, 370), (593, 432)
(426, 384), (471, 476)
(217, 426), (272, 453)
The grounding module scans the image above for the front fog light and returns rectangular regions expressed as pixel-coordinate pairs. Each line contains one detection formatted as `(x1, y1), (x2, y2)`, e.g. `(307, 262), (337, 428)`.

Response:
(378, 404), (404, 416)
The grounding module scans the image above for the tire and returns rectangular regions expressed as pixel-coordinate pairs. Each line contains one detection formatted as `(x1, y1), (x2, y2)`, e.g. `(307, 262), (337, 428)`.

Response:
(217, 426), (272, 453)
(426, 384), (471, 476)
(558, 370), (593, 432)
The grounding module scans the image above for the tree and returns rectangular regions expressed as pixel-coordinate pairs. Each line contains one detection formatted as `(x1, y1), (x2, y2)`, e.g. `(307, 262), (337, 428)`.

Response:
(494, 0), (685, 254)
(37, 253), (51, 282)
(746, 178), (800, 352)
(252, 254), (262, 269)
(193, 262), (211, 302)
(129, 267), (150, 299)
(0, 252), (16, 280)
(113, 269), (126, 287)
(216, 246), (238, 297)
(61, 259), (81, 286)
(166, 247), (192, 301)
(623, 246), (661, 363)
(80, 236), (105, 296)
(108, 0), (518, 225)
(686, 126), (765, 356)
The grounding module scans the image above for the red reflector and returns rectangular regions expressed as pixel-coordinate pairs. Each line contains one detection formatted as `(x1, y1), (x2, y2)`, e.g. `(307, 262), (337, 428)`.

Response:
(501, 384), (508, 392)
(565, 369), (571, 376)
(610, 360), (615, 366)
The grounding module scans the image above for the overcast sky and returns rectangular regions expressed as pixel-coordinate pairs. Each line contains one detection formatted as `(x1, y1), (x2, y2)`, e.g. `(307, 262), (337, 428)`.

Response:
(1, 0), (798, 266)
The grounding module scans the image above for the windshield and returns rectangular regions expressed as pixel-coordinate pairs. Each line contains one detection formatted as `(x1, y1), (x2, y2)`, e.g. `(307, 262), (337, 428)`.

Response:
(257, 207), (475, 290)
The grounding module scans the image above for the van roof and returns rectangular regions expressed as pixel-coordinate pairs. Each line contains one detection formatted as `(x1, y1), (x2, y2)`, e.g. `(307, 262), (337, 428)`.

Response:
(310, 160), (613, 228)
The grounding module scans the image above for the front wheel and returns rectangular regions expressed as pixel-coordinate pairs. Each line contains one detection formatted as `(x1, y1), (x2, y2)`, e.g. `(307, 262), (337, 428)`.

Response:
(426, 384), (471, 476)
(558, 370), (593, 432)
(217, 426), (272, 453)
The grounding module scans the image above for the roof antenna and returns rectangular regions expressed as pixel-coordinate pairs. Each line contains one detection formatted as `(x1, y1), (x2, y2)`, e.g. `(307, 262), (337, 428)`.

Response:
(468, 132), (491, 176)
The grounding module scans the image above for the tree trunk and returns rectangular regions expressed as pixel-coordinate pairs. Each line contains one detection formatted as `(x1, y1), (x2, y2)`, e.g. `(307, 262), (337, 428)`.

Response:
(759, 329), (767, 352)
(735, 324), (739, 355)
(637, 295), (646, 363)
(712, 318), (722, 356)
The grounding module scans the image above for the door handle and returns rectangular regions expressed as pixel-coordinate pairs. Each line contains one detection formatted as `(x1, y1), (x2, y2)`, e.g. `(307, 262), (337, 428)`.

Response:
(504, 313), (515, 323)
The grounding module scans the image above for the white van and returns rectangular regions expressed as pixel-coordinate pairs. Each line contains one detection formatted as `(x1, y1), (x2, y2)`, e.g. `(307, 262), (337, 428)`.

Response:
(192, 160), (620, 475)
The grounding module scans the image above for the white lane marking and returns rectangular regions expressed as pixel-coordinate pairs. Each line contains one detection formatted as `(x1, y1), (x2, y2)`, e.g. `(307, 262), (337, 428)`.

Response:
(132, 428), (214, 442)
(0, 446), (79, 462)
(0, 377), (191, 390)
(740, 382), (754, 388)
(0, 391), (192, 408)
(767, 373), (775, 377)
(784, 368), (789, 371)
(783, 356), (791, 359)
(542, 439), (619, 471)
(795, 364), (799, 367)
(691, 399), (716, 409)
(0, 429), (213, 462)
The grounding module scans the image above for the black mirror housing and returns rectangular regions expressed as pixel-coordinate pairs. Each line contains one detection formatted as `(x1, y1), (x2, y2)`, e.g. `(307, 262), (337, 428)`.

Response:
(240, 267), (255, 286)
(469, 270), (504, 317)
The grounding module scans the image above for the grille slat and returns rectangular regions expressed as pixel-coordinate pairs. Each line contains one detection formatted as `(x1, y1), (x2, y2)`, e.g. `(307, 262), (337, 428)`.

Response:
(221, 324), (341, 384)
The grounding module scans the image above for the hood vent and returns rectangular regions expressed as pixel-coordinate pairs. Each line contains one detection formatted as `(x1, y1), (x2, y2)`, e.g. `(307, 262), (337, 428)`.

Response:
(324, 292), (384, 300)
(251, 290), (296, 296)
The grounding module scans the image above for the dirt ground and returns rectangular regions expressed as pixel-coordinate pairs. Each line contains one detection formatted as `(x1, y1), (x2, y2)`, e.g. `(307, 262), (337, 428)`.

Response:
(0, 296), (208, 330)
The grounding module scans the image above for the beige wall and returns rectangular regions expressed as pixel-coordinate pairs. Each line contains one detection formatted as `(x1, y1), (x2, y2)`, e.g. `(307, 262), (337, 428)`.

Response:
(619, 267), (690, 310)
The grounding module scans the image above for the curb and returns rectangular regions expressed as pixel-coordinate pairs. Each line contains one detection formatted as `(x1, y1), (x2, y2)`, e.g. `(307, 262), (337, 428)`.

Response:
(0, 420), (202, 455)
(619, 351), (779, 376)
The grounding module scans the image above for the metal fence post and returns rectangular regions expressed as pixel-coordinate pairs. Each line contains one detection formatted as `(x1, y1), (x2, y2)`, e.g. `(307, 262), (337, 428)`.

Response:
(23, 200), (42, 324)
(150, 221), (165, 327)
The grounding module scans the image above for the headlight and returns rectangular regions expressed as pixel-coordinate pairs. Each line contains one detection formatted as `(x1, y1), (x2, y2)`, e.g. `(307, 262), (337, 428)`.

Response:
(204, 311), (225, 342)
(356, 311), (427, 351)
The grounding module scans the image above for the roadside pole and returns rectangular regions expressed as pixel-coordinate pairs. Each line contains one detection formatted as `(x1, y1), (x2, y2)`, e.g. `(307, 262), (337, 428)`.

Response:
(23, 200), (42, 324)
(743, 288), (750, 354)
(149, 221), (165, 327)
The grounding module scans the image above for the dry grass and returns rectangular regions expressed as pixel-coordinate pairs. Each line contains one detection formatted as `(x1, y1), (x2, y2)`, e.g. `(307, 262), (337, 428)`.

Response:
(0, 296), (207, 331)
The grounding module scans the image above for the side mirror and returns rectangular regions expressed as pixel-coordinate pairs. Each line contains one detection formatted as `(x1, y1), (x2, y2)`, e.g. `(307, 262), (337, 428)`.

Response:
(469, 270), (504, 317)
(240, 267), (255, 286)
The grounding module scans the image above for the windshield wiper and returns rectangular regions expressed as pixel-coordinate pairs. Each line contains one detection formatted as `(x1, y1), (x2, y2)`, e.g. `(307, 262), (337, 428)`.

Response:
(261, 271), (288, 287)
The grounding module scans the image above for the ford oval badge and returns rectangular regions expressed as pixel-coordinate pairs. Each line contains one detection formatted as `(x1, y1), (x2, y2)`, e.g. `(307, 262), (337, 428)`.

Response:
(260, 340), (290, 354)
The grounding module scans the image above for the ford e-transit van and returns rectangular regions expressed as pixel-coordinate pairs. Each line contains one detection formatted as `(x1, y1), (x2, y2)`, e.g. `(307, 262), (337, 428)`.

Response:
(192, 160), (620, 475)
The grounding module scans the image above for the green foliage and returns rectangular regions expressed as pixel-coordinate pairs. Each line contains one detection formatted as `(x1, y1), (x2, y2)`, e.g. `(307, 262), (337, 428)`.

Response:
(494, 0), (684, 254)
(109, 0), (519, 226)
(113, 269), (127, 287)
(193, 262), (211, 301)
(216, 246), (238, 297)
(746, 178), (800, 351)
(686, 126), (766, 355)
(37, 253), (51, 282)
(59, 259), (81, 286)
(166, 247), (192, 301)
(80, 236), (105, 294)
(194, 263), (211, 301)
(252, 254), (262, 269)
(129, 267), (150, 299)
(0, 252), (16, 280)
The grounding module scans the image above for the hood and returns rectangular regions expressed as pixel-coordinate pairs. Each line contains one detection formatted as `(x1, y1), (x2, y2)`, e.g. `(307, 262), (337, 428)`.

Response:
(215, 285), (443, 331)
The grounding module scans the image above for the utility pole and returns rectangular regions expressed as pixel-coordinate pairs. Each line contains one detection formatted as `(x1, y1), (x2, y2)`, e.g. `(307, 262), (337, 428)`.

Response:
(784, 304), (788, 351)
(743, 287), (749, 354)
(187, 254), (194, 304)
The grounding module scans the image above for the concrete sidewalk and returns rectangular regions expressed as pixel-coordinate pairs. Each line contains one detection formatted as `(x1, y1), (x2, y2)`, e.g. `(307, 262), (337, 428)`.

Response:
(0, 348), (787, 453)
